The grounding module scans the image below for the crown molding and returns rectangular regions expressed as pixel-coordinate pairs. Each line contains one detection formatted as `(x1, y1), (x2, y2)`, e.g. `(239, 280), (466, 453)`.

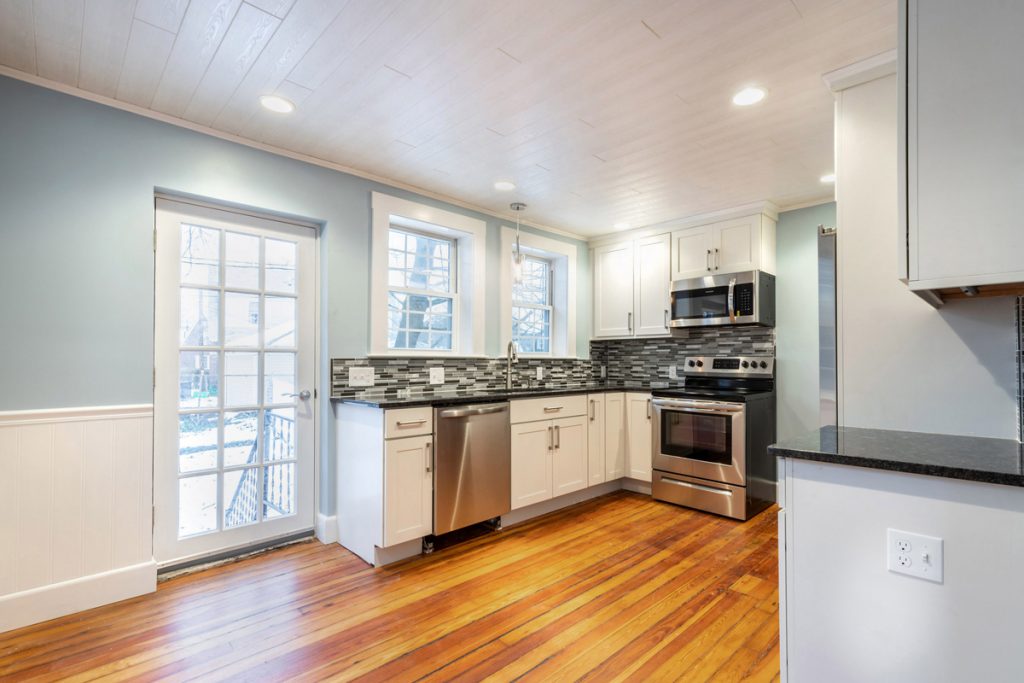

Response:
(0, 66), (587, 242)
(822, 50), (898, 93)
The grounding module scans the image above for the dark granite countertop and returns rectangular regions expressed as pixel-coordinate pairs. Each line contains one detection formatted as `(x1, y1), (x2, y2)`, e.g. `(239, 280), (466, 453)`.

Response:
(770, 426), (1024, 488)
(333, 382), (675, 408)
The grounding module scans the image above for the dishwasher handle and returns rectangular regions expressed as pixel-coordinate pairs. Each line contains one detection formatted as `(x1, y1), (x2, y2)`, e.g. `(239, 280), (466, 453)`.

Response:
(438, 403), (509, 419)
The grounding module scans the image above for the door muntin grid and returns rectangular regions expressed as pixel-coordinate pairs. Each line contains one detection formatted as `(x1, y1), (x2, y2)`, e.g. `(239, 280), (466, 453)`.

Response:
(177, 223), (299, 539)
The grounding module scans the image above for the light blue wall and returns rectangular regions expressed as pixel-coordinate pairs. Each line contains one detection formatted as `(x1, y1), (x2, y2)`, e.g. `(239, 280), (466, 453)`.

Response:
(0, 75), (592, 514)
(775, 202), (835, 441)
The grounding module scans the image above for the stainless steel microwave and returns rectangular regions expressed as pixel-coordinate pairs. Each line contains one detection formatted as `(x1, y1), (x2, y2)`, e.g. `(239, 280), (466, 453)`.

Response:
(669, 270), (775, 328)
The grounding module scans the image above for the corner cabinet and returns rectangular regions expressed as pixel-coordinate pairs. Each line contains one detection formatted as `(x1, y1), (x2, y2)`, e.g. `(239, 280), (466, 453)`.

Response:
(604, 392), (627, 479)
(671, 214), (776, 281)
(901, 0), (1024, 297)
(625, 393), (653, 482)
(593, 234), (670, 339)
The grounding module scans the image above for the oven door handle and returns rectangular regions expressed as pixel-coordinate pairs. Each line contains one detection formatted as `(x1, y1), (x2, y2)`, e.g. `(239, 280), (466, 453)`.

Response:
(652, 399), (743, 414)
(660, 476), (733, 497)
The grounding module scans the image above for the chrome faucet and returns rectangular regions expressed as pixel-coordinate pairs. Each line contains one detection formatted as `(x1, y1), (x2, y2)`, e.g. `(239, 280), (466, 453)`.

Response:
(506, 341), (519, 389)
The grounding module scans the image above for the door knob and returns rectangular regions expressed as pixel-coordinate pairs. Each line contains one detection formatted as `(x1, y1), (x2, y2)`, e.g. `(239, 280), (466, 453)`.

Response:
(284, 390), (312, 400)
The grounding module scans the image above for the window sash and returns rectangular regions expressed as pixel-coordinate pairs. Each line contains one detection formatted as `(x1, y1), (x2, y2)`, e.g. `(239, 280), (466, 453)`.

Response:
(388, 226), (457, 296)
(512, 255), (552, 306)
(387, 226), (459, 352)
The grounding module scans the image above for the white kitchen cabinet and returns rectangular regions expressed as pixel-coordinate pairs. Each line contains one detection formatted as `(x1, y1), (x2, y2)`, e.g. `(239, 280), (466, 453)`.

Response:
(604, 392), (627, 479)
(901, 0), (1024, 295)
(634, 234), (672, 336)
(593, 241), (634, 337)
(587, 394), (606, 486)
(593, 235), (671, 339)
(671, 214), (776, 281)
(626, 392), (653, 482)
(551, 416), (588, 497)
(510, 420), (554, 510)
(383, 434), (433, 547)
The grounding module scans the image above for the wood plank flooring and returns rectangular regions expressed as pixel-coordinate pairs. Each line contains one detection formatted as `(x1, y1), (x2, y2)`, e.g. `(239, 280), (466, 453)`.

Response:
(0, 491), (780, 682)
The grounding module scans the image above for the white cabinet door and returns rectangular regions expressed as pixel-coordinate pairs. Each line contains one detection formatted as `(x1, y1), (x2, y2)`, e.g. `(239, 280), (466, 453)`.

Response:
(587, 395), (605, 486)
(511, 421), (553, 509)
(671, 225), (714, 281)
(626, 393), (653, 482)
(552, 416), (588, 497)
(604, 392), (626, 479)
(712, 216), (760, 275)
(383, 435), (433, 547)
(634, 234), (671, 337)
(593, 241), (635, 337)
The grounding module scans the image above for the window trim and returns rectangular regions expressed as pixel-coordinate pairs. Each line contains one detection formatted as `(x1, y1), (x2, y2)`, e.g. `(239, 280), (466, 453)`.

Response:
(500, 226), (578, 358)
(370, 192), (486, 356)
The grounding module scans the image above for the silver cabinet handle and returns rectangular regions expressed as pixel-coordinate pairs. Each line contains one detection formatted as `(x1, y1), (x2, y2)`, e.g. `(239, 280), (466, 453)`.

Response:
(646, 398), (652, 419)
(714, 247), (720, 270)
(543, 406), (563, 413)
(627, 312), (633, 332)
(547, 426), (553, 451)
(425, 441), (432, 473)
(439, 404), (507, 418)
(706, 249), (711, 271)
(284, 390), (312, 400)
(589, 399), (595, 421)
(663, 309), (669, 329)
(555, 425), (561, 449)
(397, 418), (428, 427)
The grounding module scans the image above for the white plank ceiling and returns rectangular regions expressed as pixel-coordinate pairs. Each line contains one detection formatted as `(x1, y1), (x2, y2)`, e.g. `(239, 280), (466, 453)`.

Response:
(0, 0), (895, 236)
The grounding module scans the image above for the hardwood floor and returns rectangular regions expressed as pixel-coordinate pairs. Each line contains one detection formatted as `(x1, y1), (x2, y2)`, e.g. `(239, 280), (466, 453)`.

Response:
(0, 492), (780, 682)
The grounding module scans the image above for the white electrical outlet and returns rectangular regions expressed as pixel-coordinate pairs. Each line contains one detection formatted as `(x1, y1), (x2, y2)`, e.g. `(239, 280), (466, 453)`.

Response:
(536, 367), (544, 380)
(600, 365), (607, 378)
(348, 367), (375, 387)
(429, 367), (445, 385)
(887, 528), (943, 583)
(668, 365), (678, 380)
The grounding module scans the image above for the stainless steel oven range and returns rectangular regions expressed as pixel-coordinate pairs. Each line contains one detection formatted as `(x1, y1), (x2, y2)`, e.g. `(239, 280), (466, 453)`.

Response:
(651, 356), (776, 520)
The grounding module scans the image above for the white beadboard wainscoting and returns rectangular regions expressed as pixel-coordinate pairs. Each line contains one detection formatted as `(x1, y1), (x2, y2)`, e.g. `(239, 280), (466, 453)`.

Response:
(0, 404), (156, 633)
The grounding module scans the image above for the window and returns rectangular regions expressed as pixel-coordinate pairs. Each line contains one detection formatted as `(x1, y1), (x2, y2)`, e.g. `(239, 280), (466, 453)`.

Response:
(512, 256), (552, 354)
(370, 192), (487, 356)
(387, 228), (456, 351)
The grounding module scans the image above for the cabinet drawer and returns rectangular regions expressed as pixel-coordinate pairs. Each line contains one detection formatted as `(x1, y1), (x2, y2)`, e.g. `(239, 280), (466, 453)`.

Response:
(384, 406), (433, 439)
(510, 394), (587, 424)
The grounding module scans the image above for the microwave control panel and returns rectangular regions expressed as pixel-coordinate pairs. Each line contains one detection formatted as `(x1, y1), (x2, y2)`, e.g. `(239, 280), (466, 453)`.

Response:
(734, 283), (755, 315)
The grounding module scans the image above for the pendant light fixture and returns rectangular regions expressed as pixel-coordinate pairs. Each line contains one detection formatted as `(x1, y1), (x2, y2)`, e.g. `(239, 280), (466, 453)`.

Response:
(510, 202), (527, 284)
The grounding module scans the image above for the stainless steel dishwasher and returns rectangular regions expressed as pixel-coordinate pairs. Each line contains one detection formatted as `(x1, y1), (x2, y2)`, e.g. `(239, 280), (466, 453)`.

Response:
(433, 402), (511, 535)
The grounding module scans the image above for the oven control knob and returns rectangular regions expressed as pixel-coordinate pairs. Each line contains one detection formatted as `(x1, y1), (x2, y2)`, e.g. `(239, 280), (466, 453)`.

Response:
(687, 360), (695, 367)
(696, 360), (704, 368)
(741, 361), (749, 368)
(759, 361), (768, 369)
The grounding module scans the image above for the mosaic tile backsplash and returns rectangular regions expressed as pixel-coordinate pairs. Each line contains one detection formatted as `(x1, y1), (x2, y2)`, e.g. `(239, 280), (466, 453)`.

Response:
(331, 326), (776, 398)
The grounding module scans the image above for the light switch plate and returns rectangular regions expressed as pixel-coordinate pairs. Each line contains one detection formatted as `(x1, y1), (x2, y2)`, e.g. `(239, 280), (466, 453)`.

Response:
(429, 367), (444, 385)
(887, 528), (943, 583)
(600, 365), (607, 379)
(348, 367), (375, 387)
(536, 367), (544, 380)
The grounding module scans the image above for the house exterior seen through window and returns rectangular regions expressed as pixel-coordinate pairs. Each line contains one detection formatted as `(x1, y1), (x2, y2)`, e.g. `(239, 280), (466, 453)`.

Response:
(387, 227), (456, 351)
(512, 255), (552, 354)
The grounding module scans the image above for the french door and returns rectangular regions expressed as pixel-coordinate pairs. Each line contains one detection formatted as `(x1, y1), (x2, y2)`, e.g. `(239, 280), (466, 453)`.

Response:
(154, 198), (316, 566)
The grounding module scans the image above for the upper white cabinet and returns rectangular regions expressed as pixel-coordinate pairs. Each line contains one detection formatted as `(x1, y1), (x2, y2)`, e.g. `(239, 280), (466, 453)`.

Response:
(901, 0), (1024, 295)
(671, 214), (776, 281)
(593, 234), (670, 338)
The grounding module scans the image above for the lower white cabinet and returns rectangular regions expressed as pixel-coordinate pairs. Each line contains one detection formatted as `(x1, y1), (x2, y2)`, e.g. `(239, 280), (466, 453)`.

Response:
(551, 416), (588, 497)
(587, 394), (606, 486)
(511, 397), (589, 510)
(626, 393), (653, 482)
(604, 392), (627, 479)
(383, 434), (434, 547)
(511, 420), (554, 509)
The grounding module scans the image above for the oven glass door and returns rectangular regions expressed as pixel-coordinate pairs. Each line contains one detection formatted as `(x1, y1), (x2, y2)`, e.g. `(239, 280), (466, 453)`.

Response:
(660, 409), (732, 464)
(672, 286), (730, 322)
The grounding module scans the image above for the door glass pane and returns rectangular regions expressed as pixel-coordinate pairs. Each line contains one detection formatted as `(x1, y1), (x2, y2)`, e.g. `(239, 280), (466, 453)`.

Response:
(178, 412), (218, 473)
(225, 232), (260, 289)
(180, 225), (220, 286)
(263, 462), (295, 519)
(265, 239), (296, 293)
(224, 292), (260, 347)
(263, 353), (295, 404)
(179, 351), (219, 408)
(180, 288), (220, 347)
(264, 408), (295, 462)
(223, 410), (259, 467)
(264, 296), (295, 348)
(179, 474), (218, 537)
(224, 468), (260, 528)
(223, 352), (258, 407)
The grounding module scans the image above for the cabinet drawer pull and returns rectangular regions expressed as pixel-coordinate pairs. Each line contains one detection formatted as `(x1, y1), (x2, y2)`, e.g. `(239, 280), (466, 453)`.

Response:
(397, 419), (427, 427)
(547, 426), (553, 451)
(543, 406), (563, 413)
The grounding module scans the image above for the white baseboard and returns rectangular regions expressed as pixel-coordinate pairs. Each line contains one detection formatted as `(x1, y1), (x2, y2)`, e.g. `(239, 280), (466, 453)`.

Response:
(621, 478), (653, 495)
(315, 512), (338, 544)
(0, 560), (157, 634)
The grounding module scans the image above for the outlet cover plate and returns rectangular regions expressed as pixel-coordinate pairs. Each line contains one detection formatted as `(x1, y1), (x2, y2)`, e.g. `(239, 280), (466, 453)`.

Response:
(536, 367), (544, 380)
(429, 367), (445, 385)
(348, 367), (375, 387)
(668, 365), (678, 380)
(887, 528), (943, 583)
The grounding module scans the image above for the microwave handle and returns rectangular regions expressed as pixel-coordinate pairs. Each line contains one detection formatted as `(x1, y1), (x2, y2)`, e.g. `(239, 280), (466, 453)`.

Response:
(728, 277), (736, 323)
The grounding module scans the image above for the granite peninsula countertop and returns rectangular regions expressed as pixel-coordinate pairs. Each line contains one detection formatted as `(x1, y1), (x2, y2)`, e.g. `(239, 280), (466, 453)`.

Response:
(770, 425), (1024, 488)
(333, 381), (677, 409)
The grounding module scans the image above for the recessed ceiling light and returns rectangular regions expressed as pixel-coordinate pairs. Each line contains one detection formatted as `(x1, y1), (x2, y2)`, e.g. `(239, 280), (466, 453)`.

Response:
(494, 180), (516, 191)
(614, 222), (632, 231)
(259, 94), (295, 113)
(732, 87), (766, 106)
(820, 173), (836, 183)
